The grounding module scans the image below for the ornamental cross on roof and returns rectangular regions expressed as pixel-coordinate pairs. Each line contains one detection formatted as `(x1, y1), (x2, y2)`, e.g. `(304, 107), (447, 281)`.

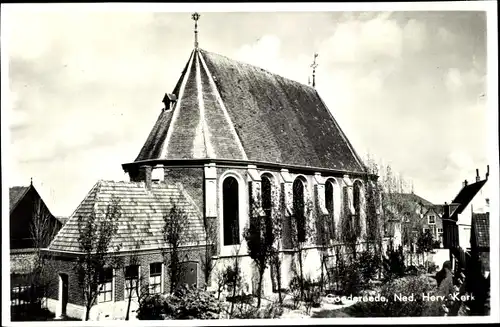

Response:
(192, 12), (201, 49)
(310, 53), (319, 88)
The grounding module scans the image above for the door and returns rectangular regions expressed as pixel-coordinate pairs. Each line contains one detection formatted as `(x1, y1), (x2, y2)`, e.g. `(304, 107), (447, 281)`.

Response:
(59, 274), (68, 317)
(179, 262), (198, 287)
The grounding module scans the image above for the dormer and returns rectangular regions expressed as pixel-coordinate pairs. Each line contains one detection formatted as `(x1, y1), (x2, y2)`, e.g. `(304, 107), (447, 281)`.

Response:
(162, 93), (177, 111)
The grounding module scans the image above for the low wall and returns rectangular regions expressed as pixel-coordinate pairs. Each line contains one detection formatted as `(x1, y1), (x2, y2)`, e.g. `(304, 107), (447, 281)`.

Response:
(46, 298), (141, 321)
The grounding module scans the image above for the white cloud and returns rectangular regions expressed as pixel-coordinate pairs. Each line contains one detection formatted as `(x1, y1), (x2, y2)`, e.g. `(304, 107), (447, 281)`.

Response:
(235, 35), (282, 72)
(318, 13), (422, 64)
(445, 68), (463, 92)
(234, 35), (312, 85)
(445, 67), (485, 93)
(403, 19), (427, 52)
(437, 26), (455, 44)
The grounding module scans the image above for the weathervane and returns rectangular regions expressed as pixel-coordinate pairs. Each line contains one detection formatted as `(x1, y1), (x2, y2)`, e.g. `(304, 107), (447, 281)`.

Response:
(192, 12), (201, 49)
(310, 53), (319, 88)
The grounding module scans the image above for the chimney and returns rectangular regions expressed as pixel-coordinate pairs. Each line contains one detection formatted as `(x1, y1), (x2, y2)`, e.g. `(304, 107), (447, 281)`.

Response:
(476, 169), (480, 182)
(463, 179), (468, 187)
(162, 93), (177, 111)
(152, 164), (165, 182)
(486, 165), (490, 179)
(140, 165), (152, 190)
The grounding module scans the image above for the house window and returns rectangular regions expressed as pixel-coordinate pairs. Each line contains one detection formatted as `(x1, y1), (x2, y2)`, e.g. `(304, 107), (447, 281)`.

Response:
(293, 178), (306, 243)
(223, 176), (240, 246)
(124, 265), (139, 299)
(149, 263), (162, 294)
(261, 174), (273, 239)
(98, 268), (113, 303)
(438, 228), (443, 234)
(11, 285), (30, 306)
(428, 215), (436, 225)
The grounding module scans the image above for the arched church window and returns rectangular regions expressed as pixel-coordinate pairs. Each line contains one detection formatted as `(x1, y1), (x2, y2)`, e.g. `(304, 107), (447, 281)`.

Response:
(293, 178), (306, 243)
(325, 179), (335, 239)
(261, 174), (273, 238)
(223, 176), (239, 246)
(353, 181), (362, 236)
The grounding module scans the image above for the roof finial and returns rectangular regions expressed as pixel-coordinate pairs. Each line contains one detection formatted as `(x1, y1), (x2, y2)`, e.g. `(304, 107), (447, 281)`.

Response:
(192, 12), (201, 49)
(310, 53), (319, 88)
(30, 177), (33, 186)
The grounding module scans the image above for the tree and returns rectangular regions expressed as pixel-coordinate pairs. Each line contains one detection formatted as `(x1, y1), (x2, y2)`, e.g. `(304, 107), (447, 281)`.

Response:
(162, 203), (193, 293)
(200, 217), (217, 290)
(120, 240), (149, 321)
(416, 229), (434, 261)
(268, 186), (285, 304)
(74, 197), (122, 321)
(227, 244), (243, 317)
(289, 199), (314, 301)
(243, 194), (275, 308)
(28, 198), (61, 310)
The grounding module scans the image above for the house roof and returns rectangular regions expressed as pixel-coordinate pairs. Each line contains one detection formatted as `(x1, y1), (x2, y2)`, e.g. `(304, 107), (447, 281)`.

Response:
(450, 179), (487, 216)
(472, 212), (489, 249)
(48, 180), (205, 253)
(131, 48), (366, 173)
(9, 186), (30, 213)
(394, 193), (435, 207)
(382, 192), (436, 219)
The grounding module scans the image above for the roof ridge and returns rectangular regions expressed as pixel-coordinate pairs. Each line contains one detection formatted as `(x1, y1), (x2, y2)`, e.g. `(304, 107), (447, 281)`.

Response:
(198, 50), (248, 160)
(159, 48), (197, 160)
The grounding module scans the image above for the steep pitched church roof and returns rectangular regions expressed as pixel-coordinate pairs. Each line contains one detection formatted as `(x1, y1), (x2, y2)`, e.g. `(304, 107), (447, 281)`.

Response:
(48, 180), (205, 253)
(134, 49), (366, 173)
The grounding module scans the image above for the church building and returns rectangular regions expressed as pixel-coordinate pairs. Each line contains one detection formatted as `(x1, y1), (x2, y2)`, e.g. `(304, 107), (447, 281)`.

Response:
(44, 14), (382, 320)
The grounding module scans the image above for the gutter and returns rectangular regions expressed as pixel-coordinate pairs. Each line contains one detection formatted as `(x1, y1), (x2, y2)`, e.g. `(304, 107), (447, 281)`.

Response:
(122, 158), (376, 180)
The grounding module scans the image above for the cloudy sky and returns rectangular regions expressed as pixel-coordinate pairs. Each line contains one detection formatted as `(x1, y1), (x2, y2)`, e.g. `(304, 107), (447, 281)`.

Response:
(3, 5), (496, 217)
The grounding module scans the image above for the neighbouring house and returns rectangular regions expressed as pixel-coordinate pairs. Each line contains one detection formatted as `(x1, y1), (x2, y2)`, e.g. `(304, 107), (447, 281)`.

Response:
(44, 181), (205, 320)
(382, 192), (443, 248)
(470, 212), (490, 277)
(441, 167), (490, 315)
(467, 212), (490, 315)
(442, 168), (489, 255)
(9, 180), (63, 306)
(42, 24), (385, 320)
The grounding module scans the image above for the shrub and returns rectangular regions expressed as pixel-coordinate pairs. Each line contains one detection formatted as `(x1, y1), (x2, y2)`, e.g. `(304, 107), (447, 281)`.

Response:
(383, 246), (406, 281)
(426, 261), (438, 274)
(288, 276), (303, 309)
(303, 279), (322, 314)
(344, 275), (441, 317)
(230, 301), (284, 319)
(137, 285), (223, 320)
(336, 255), (364, 296)
(358, 250), (381, 284)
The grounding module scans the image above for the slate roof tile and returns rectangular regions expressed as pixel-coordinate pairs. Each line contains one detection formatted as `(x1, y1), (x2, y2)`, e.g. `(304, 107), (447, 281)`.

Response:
(48, 180), (205, 253)
(132, 48), (365, 172)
